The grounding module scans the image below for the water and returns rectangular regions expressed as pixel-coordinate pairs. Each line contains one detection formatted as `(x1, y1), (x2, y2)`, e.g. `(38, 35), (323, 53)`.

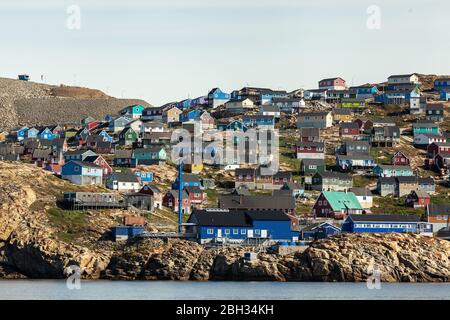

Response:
(1, 280), (450, 300)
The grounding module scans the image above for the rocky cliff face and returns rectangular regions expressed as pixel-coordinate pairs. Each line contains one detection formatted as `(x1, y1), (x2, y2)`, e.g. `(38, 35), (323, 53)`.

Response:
(0, 78), (151, 131)
(1, 162), (450, 282)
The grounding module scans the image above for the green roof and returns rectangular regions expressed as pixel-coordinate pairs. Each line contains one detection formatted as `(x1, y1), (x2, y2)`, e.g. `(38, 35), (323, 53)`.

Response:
(322, 191), (362, 211)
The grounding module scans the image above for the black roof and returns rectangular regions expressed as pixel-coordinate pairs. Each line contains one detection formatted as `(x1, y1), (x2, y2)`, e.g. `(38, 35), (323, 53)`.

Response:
(348, 214), (420, 222)
(188, 209), (290, 227)
(108, 172), (139, 183)
(427, 204), (450, 216)
(235, 168), (256, 176)
(219, 195), (295, 210)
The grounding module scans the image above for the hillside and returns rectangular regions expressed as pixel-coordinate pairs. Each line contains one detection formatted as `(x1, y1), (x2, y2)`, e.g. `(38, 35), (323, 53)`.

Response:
(0, 77), (152, 131)
(1, 161), (449, 282)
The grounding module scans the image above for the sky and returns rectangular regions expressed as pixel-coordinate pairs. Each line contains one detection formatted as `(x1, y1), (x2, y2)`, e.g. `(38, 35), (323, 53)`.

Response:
(0, 0), (449, 105)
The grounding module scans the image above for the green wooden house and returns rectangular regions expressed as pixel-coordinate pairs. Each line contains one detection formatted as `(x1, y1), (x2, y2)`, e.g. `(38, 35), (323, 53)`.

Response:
(301, 159), (325, 176)
(119, 127), (138, 146)
(412, 121), (439, 136)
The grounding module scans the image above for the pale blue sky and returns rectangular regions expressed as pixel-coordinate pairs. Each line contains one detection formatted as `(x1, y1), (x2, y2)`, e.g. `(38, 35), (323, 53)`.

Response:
(0, 0), (449, 105)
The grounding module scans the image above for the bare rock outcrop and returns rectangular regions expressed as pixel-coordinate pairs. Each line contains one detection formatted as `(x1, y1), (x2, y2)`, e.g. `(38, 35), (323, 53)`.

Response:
(0, 77), (151, 131)
(1, 162), (450, 282)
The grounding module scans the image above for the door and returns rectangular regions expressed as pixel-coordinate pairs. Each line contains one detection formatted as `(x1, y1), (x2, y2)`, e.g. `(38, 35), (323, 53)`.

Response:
(247, 230), (254, 238)
(217, 229), (222, 238)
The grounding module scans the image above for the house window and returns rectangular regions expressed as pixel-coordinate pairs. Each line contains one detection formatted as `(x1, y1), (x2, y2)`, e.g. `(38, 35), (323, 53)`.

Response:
(207, 229), (214, 235)
(254, 229), (261, 236)
(233, 229), (239, 235)
(225, 229), (230, 235)
(241, 229), (246, 235)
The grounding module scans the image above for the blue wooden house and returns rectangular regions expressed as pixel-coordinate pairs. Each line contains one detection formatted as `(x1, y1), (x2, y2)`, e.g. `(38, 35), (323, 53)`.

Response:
(27, 127), (39, 139)
(243, 115), (275, 129)
(16, 127), (29, 141)
(171, 173), (202, 190)
(112, 226), (145, 241)
(434, 78), (450, 92)
(179, 109), (202, 123)
(38, 127), (57, 141)
(208, 88), (231, 108)
(351, 85), (379, 99)
(186, 209), (299, 244)
(99, 130), (113, 143)
(175, 99), (192, 110)
(375, 85), (420, 105)
(342, 214), (433, 234)
(135, 171), (153, 184)
(440, 90), (450, 101)
(61, 160), (103, 185)
(300, 222), (341, 241)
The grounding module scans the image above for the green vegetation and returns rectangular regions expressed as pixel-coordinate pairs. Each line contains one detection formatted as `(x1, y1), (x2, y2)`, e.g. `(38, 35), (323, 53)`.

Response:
(295, 202), (312, 217)
(372, 197), (423, 216)
(353, 175), (376, 188)
(370, 148), (392, 165)
(46, 207), (87, 243)
(205, 188), (220, 207)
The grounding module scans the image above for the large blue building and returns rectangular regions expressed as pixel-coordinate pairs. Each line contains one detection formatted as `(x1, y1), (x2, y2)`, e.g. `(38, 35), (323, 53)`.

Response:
(342, 214), (432, 234)
(186, 209), (299, 244)
(434, 78), (450, 92)
(374, 85), (420, 105)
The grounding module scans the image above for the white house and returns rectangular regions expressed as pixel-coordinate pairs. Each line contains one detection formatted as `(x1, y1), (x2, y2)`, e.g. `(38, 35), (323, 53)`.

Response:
(106, 172), (141, 192)
(225, 98), (254, 112)
(388, 74), (419, 86)
(349, 188), (373, 209)
(414, 133), (447, 147)
(125, 119), (144, 134)
(141, 122), (166, 134)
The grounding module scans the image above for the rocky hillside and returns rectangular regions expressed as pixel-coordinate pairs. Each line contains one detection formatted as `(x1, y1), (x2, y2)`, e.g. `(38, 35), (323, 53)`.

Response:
(1, 161), (450, 282)
(0, 77), (151, 131)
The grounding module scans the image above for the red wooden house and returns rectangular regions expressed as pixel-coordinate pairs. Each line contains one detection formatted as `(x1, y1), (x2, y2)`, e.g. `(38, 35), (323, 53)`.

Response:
(405, 190), (430, 208)
(391, 151), (410, 166)
(139, 185), (163, 208)
(163, 190), (191, 214)
(339, 122), (360, 138)
(84, 155), (112, 175)
(86, 120), (100, 131)
(294, 141), (325, 160)
(184, 186), (206, 204)
(299, 128), (321, 142)
(427, 142), (450, 158)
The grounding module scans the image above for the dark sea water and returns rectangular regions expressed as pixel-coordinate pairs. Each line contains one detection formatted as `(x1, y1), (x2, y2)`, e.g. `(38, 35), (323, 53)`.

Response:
(1, 280), (450, 300)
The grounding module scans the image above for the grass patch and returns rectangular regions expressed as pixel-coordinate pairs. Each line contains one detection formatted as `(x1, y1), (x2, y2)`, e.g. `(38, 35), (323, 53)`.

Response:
(205, 188), (220, 207)
(353, 175), (376, 188)
(47, 207), (87, 243)
(372, 196), (423, 216)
